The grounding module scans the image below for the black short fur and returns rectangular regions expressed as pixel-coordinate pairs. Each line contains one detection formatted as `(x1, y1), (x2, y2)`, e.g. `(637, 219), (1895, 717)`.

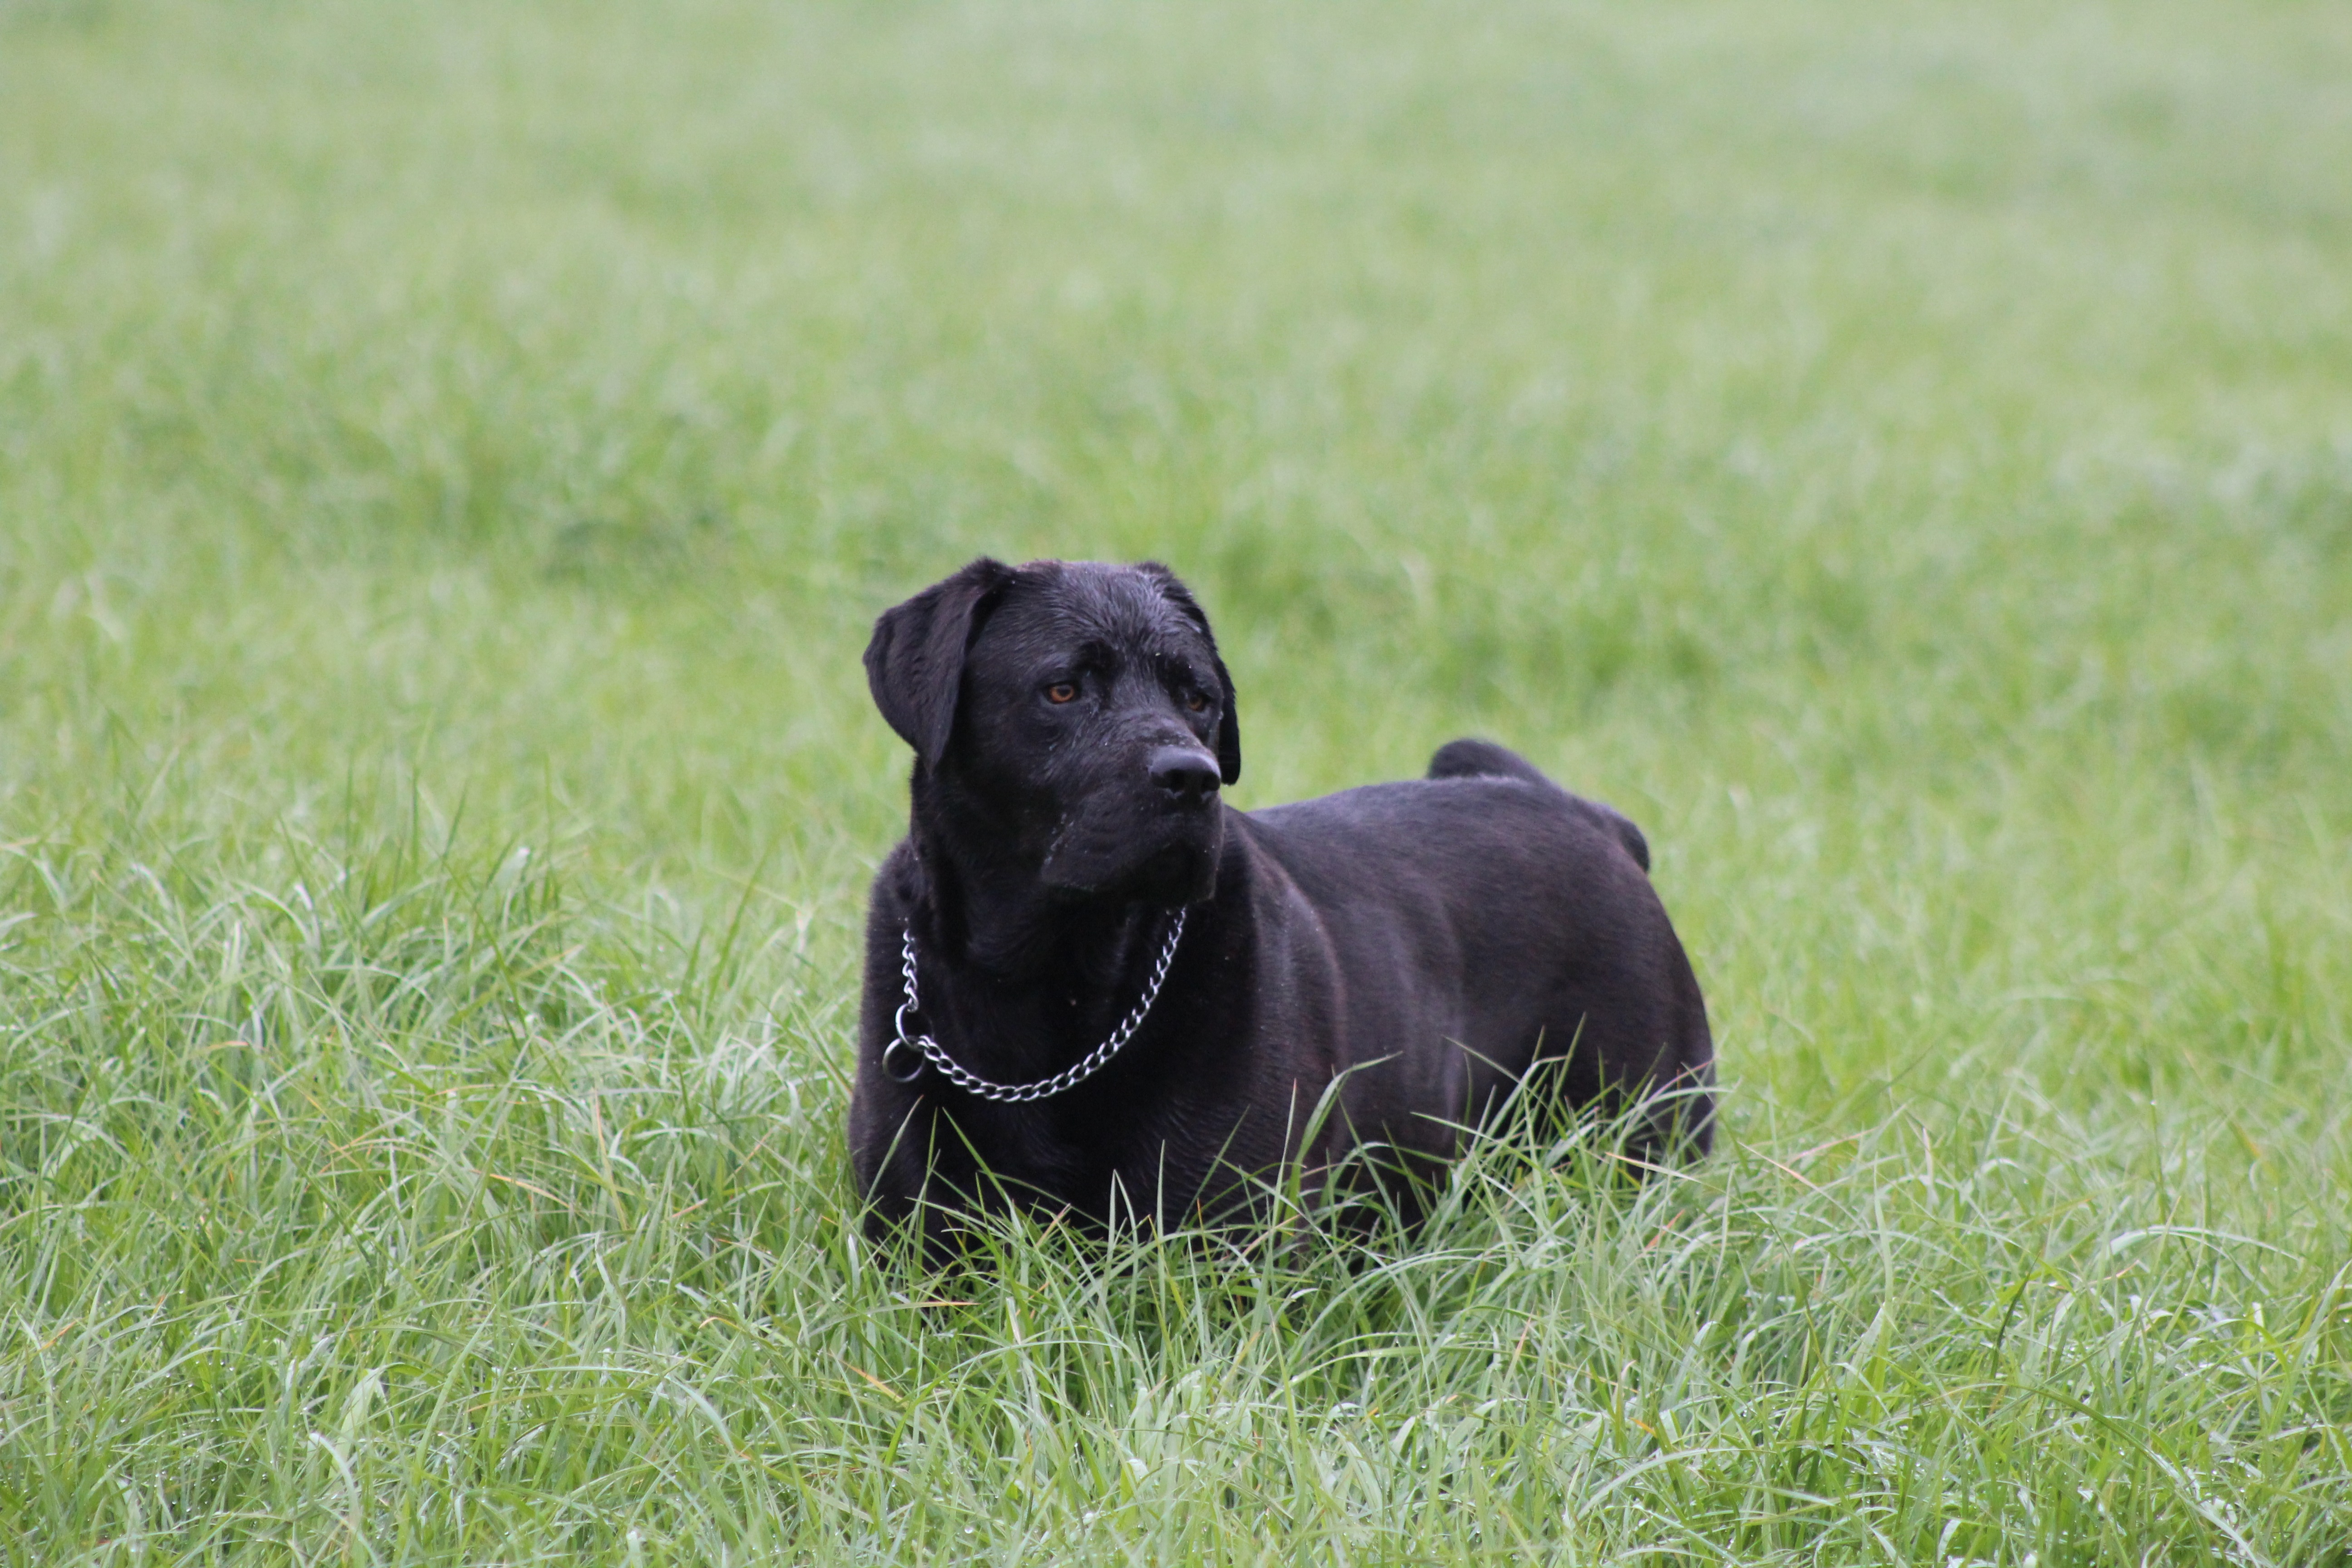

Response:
(850, 559), (1713, 1250)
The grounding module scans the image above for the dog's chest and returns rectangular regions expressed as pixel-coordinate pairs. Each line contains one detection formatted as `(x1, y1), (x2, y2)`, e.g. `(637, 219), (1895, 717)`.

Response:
(933, 1031), (1277, 1217)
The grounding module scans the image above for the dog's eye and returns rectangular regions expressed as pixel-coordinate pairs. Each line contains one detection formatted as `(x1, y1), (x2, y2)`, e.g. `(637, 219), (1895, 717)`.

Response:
(1186, 692), (1211, 714)
(1045, 682), (1078, 705)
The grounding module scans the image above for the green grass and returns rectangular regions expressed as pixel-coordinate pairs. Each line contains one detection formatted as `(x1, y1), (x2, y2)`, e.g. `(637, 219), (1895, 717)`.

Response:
(3, 0), (2350, 1560)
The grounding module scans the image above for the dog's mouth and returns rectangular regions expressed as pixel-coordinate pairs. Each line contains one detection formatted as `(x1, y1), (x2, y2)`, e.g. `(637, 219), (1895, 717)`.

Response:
(1039, 802), (1221, 904)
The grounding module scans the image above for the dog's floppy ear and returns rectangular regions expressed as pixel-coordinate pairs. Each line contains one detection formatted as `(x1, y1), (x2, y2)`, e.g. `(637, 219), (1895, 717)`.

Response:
(1209, 651), (1241, 785)
(865, 558), (1016, 770)
(1139, 562), (1241, 785)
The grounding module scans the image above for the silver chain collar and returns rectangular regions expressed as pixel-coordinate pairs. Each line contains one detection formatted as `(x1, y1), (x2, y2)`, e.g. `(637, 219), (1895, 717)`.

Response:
(882, 908), (1188, 1102)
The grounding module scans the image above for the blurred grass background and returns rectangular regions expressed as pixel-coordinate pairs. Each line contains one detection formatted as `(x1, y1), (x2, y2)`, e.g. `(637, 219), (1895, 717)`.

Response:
(2, 0), (2348, 1561)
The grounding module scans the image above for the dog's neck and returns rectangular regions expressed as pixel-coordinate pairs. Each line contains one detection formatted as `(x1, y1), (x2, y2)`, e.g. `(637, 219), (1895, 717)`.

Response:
(906, 774), (1161, 984)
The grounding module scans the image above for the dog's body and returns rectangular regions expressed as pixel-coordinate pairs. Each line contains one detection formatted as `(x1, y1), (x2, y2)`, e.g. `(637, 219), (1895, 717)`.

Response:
(850, 559), (1712, 1247)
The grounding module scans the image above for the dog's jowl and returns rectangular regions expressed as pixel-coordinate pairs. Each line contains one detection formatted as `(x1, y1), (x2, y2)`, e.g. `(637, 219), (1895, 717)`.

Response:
(850, 558), (1713, 1248)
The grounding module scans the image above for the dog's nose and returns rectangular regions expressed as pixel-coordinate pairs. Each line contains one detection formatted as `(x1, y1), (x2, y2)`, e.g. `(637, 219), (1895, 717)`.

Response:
(1148, 746), (1221, 805)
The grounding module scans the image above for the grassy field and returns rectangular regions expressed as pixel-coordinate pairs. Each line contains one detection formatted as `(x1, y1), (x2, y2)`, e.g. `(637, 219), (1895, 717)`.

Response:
(4, 0), (2350, 1560)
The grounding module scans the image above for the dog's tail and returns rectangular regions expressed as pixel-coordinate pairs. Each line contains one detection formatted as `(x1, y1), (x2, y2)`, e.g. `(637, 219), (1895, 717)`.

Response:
(1427, 737), (1651, 872)
(1427, 738), (1554, 788)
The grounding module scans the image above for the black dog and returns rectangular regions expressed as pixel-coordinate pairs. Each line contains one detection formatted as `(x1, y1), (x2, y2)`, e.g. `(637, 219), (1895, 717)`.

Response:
(850, 558), (1713, 1248)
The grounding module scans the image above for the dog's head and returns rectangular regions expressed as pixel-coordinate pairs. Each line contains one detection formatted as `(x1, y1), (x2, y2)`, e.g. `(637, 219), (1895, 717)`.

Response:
(866, 558), (1240, 906)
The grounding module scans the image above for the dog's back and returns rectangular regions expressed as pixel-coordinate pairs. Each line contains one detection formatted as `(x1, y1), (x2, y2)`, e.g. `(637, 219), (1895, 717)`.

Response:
(1237, 740), (1711, 1167)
